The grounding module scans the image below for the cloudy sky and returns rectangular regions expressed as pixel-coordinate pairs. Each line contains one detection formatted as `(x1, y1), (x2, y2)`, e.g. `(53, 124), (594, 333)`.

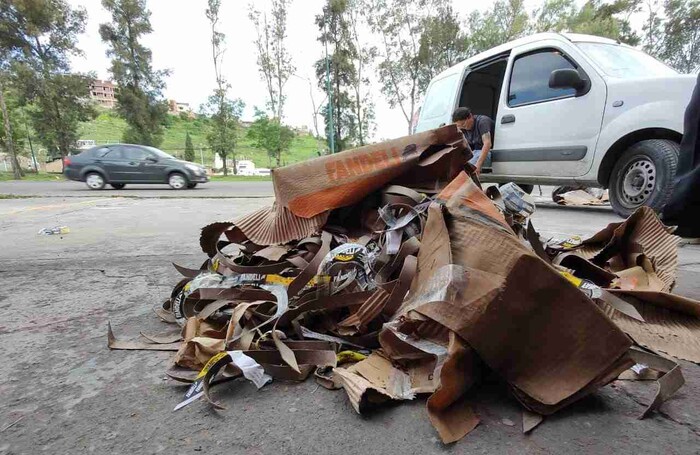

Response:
(68, 0), (554, 140)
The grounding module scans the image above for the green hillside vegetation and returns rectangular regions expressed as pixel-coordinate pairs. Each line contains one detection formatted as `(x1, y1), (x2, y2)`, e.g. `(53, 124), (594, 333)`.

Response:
(77, 110), (323, 169)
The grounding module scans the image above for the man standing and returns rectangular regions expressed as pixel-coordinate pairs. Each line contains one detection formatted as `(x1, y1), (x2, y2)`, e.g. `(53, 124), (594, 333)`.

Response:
(452, 107), (494, 174)
(662, 71), (700, 237)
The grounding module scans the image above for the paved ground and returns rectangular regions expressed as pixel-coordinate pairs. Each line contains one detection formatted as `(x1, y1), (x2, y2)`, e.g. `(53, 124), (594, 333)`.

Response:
(1, 186), (700, 454)
(0, 179), (274, 198)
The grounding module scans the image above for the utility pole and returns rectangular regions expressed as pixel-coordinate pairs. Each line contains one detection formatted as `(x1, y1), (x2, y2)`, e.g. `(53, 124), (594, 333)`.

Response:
(323, 15), (335, 154)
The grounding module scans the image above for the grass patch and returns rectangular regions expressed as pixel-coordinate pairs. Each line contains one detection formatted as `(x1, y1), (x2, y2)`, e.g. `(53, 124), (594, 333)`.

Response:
(0, 194), (34, 199)
(78, 110), (323, 168)
(0, 172), (65, 182)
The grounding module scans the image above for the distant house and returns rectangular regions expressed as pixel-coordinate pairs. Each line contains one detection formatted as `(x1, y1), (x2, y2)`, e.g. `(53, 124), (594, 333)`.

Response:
(75, 140), (96, 150)
(89, 80), (117, 109)
(168, 100), (196, 119)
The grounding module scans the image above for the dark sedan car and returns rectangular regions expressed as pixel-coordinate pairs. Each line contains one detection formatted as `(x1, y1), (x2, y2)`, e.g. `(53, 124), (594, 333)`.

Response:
(64, 144), (209, 190)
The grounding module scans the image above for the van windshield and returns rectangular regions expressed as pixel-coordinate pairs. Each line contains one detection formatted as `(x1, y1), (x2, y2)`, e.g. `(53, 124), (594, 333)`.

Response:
(576, 43), (677, 78)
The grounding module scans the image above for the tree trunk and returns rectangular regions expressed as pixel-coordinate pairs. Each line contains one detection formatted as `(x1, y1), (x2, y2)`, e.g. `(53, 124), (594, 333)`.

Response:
(221, 152), (228, 176)
(0, 80), (21, 179)
(276, 147), (281, 167)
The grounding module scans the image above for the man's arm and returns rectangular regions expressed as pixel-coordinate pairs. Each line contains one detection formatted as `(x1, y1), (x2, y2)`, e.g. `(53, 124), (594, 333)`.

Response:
(475, 131), (492, 173)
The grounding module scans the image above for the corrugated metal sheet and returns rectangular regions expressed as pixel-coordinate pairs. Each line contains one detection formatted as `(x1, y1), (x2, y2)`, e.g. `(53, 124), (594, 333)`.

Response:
(626, 207), (679, 291)
(234, 203), (329, 245)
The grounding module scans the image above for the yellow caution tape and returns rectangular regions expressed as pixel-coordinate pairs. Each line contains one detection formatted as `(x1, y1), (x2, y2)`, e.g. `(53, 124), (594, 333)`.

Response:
(336, 350), (368, 364)
(196, 351), (229, 379)
(560, 271), (583, 287)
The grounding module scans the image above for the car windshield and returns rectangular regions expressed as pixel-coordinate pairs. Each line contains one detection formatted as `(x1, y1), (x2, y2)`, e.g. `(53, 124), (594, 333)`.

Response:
(576, 42), (677, 78)
(144, 146), (175, 159)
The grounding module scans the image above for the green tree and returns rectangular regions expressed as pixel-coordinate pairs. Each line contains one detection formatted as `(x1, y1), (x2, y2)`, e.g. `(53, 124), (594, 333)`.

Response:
(247, 110), (295, 167)
(641, 0), (666, 58)
(100, 0), (169, 147)
(367, 0), (457, 134)
(0, 73), (21, 178)
(0, 0), (96, 170)
(205, 0), (242, 175)
(316, 0), (369, 152)
(203, 95), (244, 173)
(564, 0), (640, 44)
(347, 0), (376, 146)
(27, 72), (95, 162)
(661, 0), (700, 72)
(249, 0), (295, 120)
(184, 131), (195, 162)
(531, 0), (577, 32)
(468, 0), (530, 55)
(417, 4), (469, 92)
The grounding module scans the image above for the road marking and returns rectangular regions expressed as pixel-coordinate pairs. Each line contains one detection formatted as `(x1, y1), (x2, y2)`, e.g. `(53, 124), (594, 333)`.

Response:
(0, 199), (104, 216)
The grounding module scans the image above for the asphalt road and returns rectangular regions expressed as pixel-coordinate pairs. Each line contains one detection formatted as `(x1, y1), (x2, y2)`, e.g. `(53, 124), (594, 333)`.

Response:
(0, 179), (275, 198)
(1, 188), (699, 454)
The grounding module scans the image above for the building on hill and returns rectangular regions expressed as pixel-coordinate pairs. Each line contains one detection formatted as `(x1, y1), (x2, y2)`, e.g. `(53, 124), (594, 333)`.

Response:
(168, 100), (196, 119)
(89, 80), (117, 109)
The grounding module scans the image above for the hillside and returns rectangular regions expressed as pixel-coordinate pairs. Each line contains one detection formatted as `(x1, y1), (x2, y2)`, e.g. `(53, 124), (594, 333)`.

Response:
(77, 110), (323, 169)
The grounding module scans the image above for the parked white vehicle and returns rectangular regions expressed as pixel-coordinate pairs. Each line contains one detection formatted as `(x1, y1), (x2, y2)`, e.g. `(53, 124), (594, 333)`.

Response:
(415, 32), (696, 217)
(236, 160), (257, 176)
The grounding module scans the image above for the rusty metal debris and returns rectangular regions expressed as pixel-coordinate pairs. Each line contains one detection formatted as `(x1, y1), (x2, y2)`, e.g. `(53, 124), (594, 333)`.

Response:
(108, 125), (699, 443)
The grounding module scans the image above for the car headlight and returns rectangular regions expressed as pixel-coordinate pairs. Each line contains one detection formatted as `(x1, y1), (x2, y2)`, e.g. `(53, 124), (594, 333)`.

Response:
(185, 164), (202, 174)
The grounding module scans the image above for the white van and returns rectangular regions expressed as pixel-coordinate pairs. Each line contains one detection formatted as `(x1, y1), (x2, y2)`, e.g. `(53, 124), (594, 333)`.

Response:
(415, 32), (696, 216)
(236, 159), (256, 176)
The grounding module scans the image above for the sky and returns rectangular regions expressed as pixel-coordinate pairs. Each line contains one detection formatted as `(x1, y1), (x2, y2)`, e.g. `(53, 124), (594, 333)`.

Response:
(67, 0), (567, 141)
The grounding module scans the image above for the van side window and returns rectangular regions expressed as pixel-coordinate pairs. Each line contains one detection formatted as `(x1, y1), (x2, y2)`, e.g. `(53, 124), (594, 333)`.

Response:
(508, 50), (577, 107)
(421, 74), (458, 119)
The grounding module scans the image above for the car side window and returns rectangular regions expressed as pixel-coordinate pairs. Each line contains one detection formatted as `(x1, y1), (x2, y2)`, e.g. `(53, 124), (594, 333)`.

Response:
(122, 146), (152, 161)
(508, 49), (577, 107)
(95, 147), (112, 158)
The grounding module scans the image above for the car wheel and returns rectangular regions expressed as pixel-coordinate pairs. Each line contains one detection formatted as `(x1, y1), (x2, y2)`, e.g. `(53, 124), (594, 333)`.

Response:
(85, 172), (105, 190)
(187, 183), (197, 189)
(608, 139), (679, 218)
(168, 172), (188, 190)
(110, 183), (125, 189)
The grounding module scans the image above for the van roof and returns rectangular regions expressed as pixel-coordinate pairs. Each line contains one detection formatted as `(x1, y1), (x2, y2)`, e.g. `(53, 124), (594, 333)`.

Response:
(433, 32), (620, 79)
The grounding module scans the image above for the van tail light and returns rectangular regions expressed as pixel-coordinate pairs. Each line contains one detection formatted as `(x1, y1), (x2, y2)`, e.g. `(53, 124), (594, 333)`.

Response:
(64, 157), (72, 166)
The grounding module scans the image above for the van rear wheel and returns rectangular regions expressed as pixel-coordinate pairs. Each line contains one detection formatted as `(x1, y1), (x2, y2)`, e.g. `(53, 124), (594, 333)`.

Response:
(608, 139), (678, 218)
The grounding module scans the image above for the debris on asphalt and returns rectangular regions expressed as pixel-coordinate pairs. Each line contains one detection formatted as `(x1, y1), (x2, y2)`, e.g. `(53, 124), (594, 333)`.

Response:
(108, 125), (700, 443)
(552, 186), (609, 206)
(37, 226), (70, 235)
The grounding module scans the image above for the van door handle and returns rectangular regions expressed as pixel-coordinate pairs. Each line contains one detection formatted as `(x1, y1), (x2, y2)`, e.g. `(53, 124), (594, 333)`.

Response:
(501, 115), (515, 124)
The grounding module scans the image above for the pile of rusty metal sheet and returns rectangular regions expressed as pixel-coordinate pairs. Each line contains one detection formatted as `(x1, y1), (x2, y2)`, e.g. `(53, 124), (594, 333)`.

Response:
(108, 125), (698, 443)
